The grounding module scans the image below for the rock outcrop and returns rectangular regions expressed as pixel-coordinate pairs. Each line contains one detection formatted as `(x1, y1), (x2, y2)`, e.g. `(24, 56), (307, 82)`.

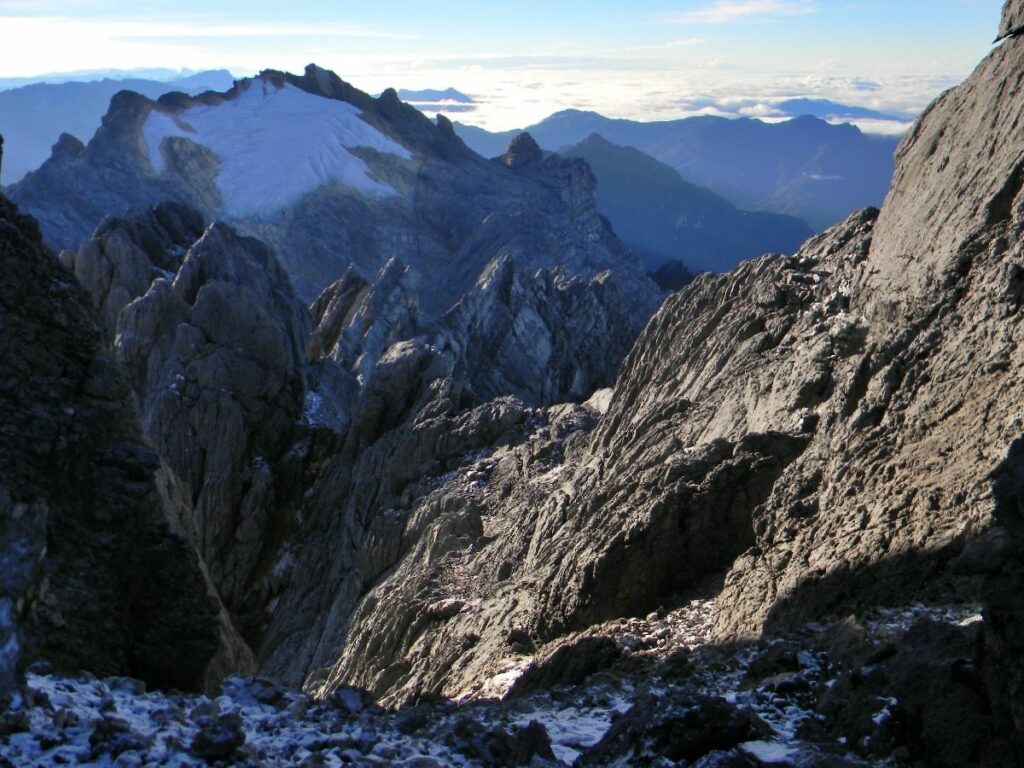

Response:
(999, 0), (1024, 39)
(113, 220), (309, 617)
(59, 202), (206, 335)
(0, 192), (248, 695)
(298, 215), (872, 704)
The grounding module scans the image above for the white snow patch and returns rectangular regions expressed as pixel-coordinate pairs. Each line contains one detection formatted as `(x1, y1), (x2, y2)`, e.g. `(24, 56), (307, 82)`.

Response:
(471, 658), (532, 701)
(585, 388), (614, 414)
(740, 740), (801, 763)
(872, 696), (898, 726)
(143, 80), (412, 218)
(511, 692), (632, 766)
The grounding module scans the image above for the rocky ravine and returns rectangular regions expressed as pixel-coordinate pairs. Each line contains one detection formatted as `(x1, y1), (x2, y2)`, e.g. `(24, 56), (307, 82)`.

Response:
(275, 0), (1024, 759)
(5, 3), (1024, 768)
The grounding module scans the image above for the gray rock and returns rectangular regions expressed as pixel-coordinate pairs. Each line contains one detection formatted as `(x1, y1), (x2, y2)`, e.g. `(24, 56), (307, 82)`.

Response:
(819, 620), (1012, 766)
(999, 0), (1024, 39)
(508, 636), (621, 696)
(115, 220), (309, 617)
(190, 712), (246, 762)
(89, 716), (153, 759)
(0, 193), (241, 693)
(60, 202), (206, 335)
(577, 693), (767, 765)
(500, 132), (544, 169)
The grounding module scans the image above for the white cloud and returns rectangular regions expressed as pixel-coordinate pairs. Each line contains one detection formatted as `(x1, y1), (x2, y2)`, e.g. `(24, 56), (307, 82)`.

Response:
(665, 0), (815, 24)
(0, 16), (417, 76)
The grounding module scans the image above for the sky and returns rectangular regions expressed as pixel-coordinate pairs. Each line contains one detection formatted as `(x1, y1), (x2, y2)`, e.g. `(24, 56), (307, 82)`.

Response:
(0, 0), (1004, 130)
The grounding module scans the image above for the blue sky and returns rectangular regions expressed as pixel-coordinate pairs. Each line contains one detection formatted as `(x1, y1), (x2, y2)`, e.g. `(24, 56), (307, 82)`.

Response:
(0, 0), (1003, 129)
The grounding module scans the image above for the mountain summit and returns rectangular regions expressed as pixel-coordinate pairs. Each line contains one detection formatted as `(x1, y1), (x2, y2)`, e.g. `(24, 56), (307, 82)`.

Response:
(10, 64), (658, 321)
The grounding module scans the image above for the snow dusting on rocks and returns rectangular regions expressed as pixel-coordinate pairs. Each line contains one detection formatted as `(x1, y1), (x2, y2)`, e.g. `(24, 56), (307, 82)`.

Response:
(0, 600), (984, 766)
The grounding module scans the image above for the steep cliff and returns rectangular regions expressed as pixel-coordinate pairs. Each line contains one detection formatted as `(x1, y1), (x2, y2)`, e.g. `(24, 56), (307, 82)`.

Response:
(0, 191), (250, 698)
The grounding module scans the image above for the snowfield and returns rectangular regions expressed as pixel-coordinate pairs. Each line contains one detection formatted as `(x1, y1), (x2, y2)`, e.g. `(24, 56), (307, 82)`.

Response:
(142, 81), (412, 218)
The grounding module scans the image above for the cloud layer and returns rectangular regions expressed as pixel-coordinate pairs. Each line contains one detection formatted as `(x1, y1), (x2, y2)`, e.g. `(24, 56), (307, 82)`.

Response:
(665, 0), (815, 25)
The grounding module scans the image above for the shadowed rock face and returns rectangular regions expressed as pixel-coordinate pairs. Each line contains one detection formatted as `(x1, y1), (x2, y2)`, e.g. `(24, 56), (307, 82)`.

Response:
(0, 192), (245, 694)
(109, 219), (309, 619)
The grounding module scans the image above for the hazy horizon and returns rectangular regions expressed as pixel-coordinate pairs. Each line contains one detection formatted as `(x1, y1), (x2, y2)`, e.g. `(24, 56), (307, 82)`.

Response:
(0, 0), (1003, 131)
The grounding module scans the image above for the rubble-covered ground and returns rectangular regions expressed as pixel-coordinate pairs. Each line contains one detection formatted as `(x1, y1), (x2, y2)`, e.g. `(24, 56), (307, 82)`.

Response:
(0, 599), (986, 767)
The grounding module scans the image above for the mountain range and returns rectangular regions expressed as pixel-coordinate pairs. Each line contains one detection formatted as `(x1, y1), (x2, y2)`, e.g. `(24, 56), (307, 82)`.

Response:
(1, 72), (894, 278)
(5, 3), (1024, 765)
(562, 134), (812, 273)
(455, 110), (899, 230)
(396, 87), (473, 104)
(7, 66), (659, 325)
(773, 97), (903, 122)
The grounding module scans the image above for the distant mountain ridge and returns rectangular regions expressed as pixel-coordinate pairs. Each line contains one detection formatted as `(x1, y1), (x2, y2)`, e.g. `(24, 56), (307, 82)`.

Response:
(0, 67), (231, 91)
(454, 109), (899, 230)
(0, 70), (236, 184)
(774, 97), (903, 122)
(396, 87), (473, 103)
(562, 134), (812, 273)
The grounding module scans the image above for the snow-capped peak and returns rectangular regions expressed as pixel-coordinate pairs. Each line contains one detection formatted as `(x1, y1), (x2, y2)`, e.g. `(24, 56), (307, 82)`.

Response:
(143, 79), (412, 218)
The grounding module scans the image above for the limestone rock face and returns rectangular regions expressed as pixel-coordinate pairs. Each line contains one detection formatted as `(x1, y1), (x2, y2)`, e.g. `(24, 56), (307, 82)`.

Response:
(0, 193), (240, 693)
(115, 221), (309, 613)
(500, 132), (544, 169)
(9, 92), (214, 253)
(60, 202), (206, 335)
(280, 12), (1024, 714)
(297, 215), (871, 705)
(445, 256), (638, 405)
(999, 0), (1024, 39)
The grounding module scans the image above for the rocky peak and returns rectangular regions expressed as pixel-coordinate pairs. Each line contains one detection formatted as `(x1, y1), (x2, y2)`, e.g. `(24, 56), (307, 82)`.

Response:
(501, 132), (544, 168)
(51, 132), (86, 161)
(115, 220), (309, 616)
(61, 201), (207, 336)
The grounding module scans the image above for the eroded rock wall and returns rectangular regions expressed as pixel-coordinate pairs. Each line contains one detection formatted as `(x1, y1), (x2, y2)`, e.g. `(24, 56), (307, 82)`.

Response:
(0, 193), (247, 694)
